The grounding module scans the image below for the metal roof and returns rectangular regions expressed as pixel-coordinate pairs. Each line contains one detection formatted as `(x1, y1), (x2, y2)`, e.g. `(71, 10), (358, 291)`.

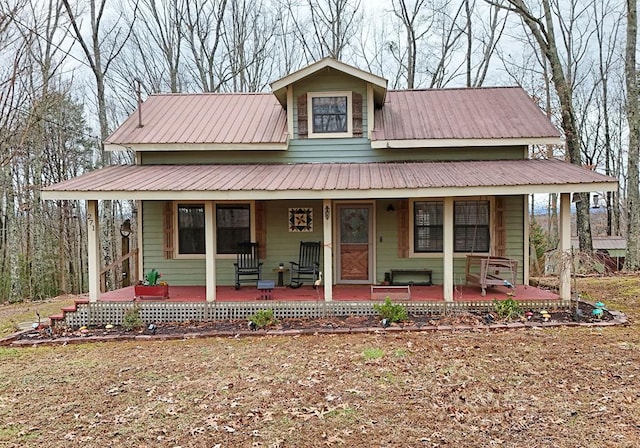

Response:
(106, 93), (288, 146)
(571, 236), (627, 251)
(372, 87), (561, 142)
(42, 159), (617, 200)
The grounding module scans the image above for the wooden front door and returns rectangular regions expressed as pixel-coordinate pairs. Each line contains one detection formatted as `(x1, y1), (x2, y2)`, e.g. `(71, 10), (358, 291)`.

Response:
(337, 204), (373, 284)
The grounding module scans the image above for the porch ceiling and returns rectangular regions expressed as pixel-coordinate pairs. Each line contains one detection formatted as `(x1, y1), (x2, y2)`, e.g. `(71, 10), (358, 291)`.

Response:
(41, 160), (618, 200)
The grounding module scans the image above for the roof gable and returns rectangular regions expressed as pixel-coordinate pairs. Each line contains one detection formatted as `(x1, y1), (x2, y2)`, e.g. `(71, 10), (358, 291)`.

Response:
(270, 58), (387, 107)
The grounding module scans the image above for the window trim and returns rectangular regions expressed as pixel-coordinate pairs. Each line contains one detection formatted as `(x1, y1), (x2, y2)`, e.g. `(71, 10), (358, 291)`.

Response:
(409, 197), (494, 258)
(307, 91), (353, 138)
(173, 201), (255, 259)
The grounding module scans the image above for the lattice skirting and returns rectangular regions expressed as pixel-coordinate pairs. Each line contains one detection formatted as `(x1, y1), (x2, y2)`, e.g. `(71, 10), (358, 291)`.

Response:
(61, 299), (570, 327)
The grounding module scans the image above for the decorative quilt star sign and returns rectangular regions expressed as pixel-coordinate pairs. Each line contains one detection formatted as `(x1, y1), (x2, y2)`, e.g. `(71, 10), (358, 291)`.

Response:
(289, 208), (313, 232)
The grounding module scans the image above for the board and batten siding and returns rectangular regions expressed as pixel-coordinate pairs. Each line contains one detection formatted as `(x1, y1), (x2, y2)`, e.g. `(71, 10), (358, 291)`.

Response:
(292, 70), (368, 138)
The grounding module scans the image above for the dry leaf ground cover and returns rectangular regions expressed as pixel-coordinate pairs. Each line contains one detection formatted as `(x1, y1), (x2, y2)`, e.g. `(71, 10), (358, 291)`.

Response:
(0, 276), (639, 447)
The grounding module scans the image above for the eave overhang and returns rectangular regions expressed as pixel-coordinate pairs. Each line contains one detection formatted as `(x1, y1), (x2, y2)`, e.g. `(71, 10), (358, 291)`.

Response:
(371, 137), (564, 149)
(41, 160), (618, 201)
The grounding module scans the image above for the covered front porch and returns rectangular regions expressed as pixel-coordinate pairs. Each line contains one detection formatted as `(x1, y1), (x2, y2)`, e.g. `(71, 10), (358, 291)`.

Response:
(41, 160), (619, 308)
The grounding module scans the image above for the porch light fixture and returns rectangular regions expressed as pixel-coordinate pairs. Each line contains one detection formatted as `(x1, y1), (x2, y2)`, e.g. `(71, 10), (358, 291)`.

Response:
(119, 219), (132, 238)
(592, 194), (600, 209)
(386, 204), (395, 212)
(324, 205), (330, 220)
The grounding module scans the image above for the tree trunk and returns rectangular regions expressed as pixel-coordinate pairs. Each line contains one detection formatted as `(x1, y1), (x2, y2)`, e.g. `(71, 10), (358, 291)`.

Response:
(624, 0), (640, 269)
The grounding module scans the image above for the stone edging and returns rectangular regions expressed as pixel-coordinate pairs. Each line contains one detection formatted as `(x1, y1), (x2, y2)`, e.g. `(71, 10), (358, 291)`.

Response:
(1, 310), (629, 347)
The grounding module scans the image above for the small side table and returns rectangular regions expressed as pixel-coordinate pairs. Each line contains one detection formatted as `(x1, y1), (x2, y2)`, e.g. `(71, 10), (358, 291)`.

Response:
(273, 267), (289, 287)
(257, 280), (275, 300)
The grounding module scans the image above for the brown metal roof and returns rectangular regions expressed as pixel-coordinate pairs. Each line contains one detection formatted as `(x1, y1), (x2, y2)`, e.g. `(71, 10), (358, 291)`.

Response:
(372, 87), (560, 141)
(106, 93), (287, 145)
(571, 236), (627, 251)
(42, 160), (616, 200)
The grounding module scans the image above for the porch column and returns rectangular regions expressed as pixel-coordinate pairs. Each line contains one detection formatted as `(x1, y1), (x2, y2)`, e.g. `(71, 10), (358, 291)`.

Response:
(559, 193), (571, 300)
(443, 197), (454, 302)
(323, 199), (333, 301)
(523, 194), (530, 285)
(86, 200), (101, 302)
(205, 201), (216, 302)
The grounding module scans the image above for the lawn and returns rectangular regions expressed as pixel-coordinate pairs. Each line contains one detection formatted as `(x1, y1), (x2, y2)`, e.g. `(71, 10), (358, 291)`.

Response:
(0, 276), (639, 447)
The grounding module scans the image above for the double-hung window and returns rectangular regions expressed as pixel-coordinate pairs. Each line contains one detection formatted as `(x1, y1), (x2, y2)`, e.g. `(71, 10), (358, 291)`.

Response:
(216, 204), (251, 254)
(308, 92), (352, 138)
(177, 204), (205, 255)
(454, 200), (490, 252)
(413, 199), (490, 253)
(175, 203), (252, 256)
(414, 201), (443, 253)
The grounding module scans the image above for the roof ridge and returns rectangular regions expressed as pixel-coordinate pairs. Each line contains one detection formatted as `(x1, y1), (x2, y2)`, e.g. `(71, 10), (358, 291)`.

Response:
(387, 86), (522, 93)
(148, 92), (273, 97)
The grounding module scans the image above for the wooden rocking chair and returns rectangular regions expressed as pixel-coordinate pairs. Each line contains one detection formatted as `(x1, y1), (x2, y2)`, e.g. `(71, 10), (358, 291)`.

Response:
(234, 242), (263, 289)
(289, 241), (321, 288)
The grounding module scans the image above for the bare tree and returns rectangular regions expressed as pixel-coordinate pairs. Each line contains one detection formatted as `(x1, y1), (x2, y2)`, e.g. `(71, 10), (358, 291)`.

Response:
(62, 0), (137, 289)
(183, 0), (229, 92)
(494, 0), (593, 252)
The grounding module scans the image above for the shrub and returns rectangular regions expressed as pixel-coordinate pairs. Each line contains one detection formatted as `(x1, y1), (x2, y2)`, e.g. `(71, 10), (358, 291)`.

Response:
(373, 297), (408, 323)
(249, 309), (277, 329)
(121, 306), (143, 331)
(493, 298), (523, 321)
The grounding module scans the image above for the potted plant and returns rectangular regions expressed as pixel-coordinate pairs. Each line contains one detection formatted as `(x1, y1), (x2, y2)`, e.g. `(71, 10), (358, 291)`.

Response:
(134, 269), (169, 299)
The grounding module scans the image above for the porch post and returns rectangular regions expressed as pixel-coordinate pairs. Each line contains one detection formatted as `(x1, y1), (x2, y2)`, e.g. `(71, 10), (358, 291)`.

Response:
(205, 201), (216, 302)
(559, 193), (571, 300)
(523, 194), (530, 285)
(323, 199), (333, 301)
(86, 200), (101, 302)
(443, 197), (454, 302)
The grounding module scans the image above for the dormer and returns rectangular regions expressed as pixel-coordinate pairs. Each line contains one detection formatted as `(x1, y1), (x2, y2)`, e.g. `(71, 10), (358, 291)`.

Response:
(270, 58), (387, 141)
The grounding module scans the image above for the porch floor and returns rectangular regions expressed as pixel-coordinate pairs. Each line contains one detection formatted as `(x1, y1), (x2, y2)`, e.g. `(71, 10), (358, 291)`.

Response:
(99, 284), (560, 303)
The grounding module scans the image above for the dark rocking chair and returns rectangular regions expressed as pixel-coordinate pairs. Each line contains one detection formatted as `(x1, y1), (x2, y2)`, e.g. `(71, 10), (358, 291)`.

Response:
(234, 242), (263, 289)
(289, 241), (321, 288)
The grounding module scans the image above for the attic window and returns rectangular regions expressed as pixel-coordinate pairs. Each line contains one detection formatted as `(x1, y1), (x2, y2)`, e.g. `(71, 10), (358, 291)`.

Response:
(308, 91), (352, 138)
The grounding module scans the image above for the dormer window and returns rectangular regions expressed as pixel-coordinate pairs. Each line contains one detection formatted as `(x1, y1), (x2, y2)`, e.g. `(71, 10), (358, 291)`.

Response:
(308, 91), (353, 138)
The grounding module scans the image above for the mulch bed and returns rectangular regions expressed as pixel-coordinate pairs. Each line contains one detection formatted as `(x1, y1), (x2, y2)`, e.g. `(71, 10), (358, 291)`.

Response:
(10, 300), (622, 345)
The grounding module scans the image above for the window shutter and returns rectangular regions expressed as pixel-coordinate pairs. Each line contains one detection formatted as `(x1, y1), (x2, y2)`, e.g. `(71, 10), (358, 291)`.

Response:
(297, 94), (308, 138)
(397, 199), (409, 258)
(352, 92), (363, 137)
(163, 202), (174, 259)
(255, 201), (267, 259)
(494, 197), (505, 257)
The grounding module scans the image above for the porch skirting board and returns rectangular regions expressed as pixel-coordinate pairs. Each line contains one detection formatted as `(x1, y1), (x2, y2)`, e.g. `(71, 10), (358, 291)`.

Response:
(58, 299), (569, 327)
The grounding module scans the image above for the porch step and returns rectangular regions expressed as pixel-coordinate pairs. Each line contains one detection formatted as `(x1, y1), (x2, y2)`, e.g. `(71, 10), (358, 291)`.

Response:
(49, 299), (90, 327)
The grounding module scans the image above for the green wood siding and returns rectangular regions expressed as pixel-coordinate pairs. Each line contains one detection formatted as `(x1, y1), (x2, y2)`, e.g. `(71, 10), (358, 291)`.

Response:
(140, 146), (526, 165)
(141, 200), (325, 286)
(142, 196), (525, 287)
(142, 201), (206, 285)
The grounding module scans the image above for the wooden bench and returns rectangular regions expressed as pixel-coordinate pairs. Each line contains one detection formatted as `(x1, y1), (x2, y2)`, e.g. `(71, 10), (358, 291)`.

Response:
(389, 269), (432, 286)
(257, 280), (275, 300)
(371, 285), (411, 301)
